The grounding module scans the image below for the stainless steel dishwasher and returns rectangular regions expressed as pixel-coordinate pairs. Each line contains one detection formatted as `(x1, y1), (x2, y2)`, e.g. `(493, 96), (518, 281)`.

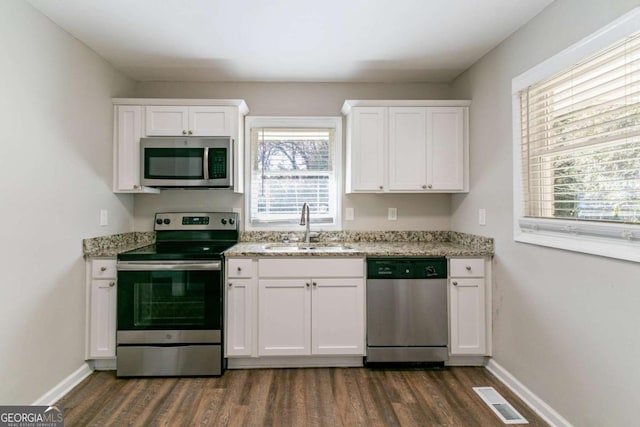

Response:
(366, 257), (448, 364)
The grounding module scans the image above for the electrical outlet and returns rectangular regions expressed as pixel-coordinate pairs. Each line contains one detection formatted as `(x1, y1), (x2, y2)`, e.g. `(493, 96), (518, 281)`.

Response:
(100, 209), (108, 226)
(479, 208), (486, 226)
(345, 207), (354, 221)
(388, 207), (397, 221)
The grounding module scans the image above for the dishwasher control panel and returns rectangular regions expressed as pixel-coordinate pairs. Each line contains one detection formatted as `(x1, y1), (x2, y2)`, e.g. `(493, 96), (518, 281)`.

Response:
(366, 258), (447, 279)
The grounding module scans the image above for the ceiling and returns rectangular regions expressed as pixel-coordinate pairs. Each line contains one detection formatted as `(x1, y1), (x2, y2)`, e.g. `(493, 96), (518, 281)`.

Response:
(27, 0), (554, 83)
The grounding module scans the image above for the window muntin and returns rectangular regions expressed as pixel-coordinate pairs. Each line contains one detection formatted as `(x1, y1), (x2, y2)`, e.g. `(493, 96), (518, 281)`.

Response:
(249, 126), (339, 227)
(519, 32), (640, 225)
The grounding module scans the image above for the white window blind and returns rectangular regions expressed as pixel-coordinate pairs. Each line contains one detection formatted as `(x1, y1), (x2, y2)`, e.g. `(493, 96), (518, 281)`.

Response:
(250, 127), (336, 226)
(519, 31), (640, 225)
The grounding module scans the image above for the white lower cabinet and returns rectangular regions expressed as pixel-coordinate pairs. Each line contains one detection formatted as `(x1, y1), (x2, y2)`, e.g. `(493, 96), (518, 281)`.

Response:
(311, 278), (364, 355)
(86, 258), (117, 359)
(225, 258), (257, 357)
(225, 278), (256, 356)
(225, 257), (365, 362)
(448, 257), (491, 356)
(257, 277), (365, 356)
(258, 279), (311, 356)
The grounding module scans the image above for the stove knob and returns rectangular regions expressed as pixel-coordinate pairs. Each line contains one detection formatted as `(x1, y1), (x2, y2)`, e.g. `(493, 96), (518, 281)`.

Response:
(221, 218), (228, 225)
(156, 218), (163, 225)
(229, 218), (235, 225)
(163, 218), (171, 225)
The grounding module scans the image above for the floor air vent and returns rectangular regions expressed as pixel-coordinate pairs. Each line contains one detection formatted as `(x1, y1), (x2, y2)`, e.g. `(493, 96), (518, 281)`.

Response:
(473, 387), (529, 424)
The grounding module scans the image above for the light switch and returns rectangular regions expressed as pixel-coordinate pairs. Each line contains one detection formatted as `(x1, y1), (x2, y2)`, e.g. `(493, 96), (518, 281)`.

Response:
(479, 208), (486, 226)
(100, 209), (108, 226)
(345, 207), (354, 221)
(388, 207), (397, 221)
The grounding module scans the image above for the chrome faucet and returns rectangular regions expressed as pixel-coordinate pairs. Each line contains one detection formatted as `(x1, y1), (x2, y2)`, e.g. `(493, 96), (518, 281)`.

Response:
(299, 203), (311, 245)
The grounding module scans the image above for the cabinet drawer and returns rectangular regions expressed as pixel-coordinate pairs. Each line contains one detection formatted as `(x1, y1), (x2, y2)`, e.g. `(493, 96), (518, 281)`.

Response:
(227, 258), (255, 278)
(92, 259), (117, 279)
(259, 258), (364, 278)
(449, 258), (485, 277)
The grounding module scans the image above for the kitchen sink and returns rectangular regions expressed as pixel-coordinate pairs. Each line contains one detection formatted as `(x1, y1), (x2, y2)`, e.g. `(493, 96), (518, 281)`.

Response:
(262, 243), (358, 253)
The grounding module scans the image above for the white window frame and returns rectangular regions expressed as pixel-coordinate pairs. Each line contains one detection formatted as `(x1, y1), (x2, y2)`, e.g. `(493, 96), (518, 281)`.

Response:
(244, 116), (342, 231)
(512, 7), (640, 263)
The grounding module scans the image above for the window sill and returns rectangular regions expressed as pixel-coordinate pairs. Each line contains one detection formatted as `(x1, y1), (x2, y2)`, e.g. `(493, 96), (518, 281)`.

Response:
(514, 219), (640, 263)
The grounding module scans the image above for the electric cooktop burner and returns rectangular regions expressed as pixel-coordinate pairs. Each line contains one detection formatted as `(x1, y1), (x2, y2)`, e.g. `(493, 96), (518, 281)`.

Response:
(117, 212), (239, 262)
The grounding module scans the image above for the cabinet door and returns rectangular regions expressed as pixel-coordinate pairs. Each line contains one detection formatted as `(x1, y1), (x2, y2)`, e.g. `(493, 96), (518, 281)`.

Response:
(311, 278), (365, 355)
(427, 107), (465, 191)
(114, 105), (143, 192)
(258, 279), (311, 356)
(189, 106), (233, 136)
(89, 279), (117, 358)
(226, 279), (255, 357)
(449, 278), (486, 355)
(145, 106), (189, 136)
(388, 107), (428, 191)
(348, 107), (387, 192)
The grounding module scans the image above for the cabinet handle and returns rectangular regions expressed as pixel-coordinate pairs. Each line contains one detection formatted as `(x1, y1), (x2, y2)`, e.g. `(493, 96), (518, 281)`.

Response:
(466, 266), (472, 271)
(228, 282), (233, 287)
(237, 267), (242, 272)
(422, 185), (427, 189)
(133, 185), (140, 189)
(452, 281), (458, 286)
(428, 184), (433, 189)
(312, 282), (317, 287)
(188, 130), (193, 135)
(379, 185), (383, 190)
(182, 130), (187, 135)
(100, 266), (107, 272)
(306, 282), (310, 287)
(109, 282), (115, 287)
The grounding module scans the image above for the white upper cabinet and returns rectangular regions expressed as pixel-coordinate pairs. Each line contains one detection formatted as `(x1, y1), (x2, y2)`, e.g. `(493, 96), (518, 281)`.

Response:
(342, 100), (470, 193)
(427, 107), (465, 191)
(346, 107), (387, 192)
(112, 105), (159, 193)
(112, 99), (249, 193)
(146, 105), (234, 136)
(388, 107), (428, 191)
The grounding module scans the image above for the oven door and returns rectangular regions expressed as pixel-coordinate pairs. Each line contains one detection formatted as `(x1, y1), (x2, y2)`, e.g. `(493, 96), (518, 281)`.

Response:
(116, 261), (222, 332)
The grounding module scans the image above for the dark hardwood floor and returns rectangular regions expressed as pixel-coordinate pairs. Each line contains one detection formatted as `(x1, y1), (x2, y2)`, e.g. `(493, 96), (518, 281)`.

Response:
(57, 367), (548, 426)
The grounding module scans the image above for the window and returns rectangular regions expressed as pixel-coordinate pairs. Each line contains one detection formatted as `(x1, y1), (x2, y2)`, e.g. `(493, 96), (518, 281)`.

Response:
(513, 8), (640, 262)
(245, 117), (342, 230)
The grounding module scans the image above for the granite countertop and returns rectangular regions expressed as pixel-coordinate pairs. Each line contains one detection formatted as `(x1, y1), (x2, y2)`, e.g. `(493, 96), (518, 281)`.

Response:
(224, 231), (493, 258)
(83, 232), (155, 258)
(223, 240), (491, 257)
(82, 230), (493, 258)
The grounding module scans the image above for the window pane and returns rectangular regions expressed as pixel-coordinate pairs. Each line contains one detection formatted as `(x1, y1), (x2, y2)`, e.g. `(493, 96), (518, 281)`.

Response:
(250, 127), (336, 225)
(520, 32), (640, 224)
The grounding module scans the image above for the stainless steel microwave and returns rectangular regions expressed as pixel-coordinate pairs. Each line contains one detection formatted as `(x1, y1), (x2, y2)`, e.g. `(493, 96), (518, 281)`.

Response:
(140, 137), (233, 188)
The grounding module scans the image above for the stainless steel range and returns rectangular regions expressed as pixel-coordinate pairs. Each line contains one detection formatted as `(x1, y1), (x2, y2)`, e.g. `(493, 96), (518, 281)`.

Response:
(116, 212), (238, 377)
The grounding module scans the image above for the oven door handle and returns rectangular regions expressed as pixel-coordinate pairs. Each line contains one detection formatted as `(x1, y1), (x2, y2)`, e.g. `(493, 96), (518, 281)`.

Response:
(117, 261), (221, 271)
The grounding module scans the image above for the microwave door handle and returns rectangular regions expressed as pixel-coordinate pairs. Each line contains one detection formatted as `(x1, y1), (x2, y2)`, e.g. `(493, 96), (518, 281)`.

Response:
(229, 139), (234, 187)
(203, 147), (209, 181)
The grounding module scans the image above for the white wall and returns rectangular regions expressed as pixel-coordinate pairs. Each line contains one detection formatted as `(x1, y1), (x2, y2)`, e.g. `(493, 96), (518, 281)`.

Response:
(450, 1), (640, 425)
(133, 82), (454, 231)
(0, 1), (135, 403)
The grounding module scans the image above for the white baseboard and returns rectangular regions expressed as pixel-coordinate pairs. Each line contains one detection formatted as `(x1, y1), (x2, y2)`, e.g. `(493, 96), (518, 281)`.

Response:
(486, 359), (573, 427)
(32, 362), (94, 406)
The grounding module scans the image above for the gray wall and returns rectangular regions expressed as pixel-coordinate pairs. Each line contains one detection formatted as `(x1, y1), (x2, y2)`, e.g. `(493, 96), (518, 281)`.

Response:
(450, 1), (640, 425)
(0, 1), (135, 403)
(133, 82), (454, 231)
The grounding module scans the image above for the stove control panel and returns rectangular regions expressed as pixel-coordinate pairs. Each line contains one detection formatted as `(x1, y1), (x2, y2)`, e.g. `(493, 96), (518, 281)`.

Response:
(154, 212), (239, 231)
